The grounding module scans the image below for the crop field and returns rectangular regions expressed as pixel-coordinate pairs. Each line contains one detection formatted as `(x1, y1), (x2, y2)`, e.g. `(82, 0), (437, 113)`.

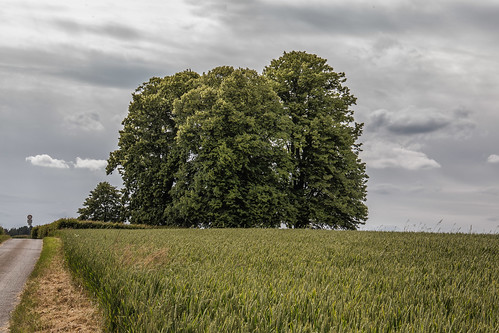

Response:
(59, 229), (498, 332)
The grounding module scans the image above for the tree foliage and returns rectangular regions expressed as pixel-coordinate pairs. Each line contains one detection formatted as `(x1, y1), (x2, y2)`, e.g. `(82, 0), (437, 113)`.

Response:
(263, 51), (368, 229)
(168, 67), (293, 227)
(77, 182), (123, 222)
(107, 71), (200, 225)
(107, 52), (368, 228)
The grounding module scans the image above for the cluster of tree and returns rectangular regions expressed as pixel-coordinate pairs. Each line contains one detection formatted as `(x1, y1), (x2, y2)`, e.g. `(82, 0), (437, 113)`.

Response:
(5, 226), (31, 236)
(106, 51), (368, 229)
(0, 226), (5, 235)
(77, 182), (123, 222)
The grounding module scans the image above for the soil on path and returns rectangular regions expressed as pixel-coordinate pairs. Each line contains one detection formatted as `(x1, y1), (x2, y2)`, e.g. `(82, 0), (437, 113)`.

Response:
(0, 239), (42, 332)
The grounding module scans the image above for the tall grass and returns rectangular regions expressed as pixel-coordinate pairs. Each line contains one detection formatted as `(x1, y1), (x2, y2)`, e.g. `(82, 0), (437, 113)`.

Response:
(60, 229), (498, 332)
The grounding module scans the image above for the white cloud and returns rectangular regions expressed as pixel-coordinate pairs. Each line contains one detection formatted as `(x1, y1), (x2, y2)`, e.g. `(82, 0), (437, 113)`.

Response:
(487, 154), (499, 164)
(26, 154), (70, 169)
(74, 157), (107, 171)
(26, 155), (107, 171)
(362, 141), (441, 170)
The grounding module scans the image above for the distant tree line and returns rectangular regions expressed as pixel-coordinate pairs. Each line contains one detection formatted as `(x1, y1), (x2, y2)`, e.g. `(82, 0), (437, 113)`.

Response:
(5, 226), (31, 236)
(103, 51), (368, 229)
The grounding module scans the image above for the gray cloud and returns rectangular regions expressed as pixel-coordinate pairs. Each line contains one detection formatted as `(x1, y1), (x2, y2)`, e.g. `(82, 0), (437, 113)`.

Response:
(366, 107), (475, 137)
(52, 19), (143, 41)
(369, 183), (401, 196)
(65, 113), (104, 132)
(0, 45), (160, 89)
(51, 47), (161, 88)
(450, 2), (499, 36)
(186, 1), (499, 41)
(187, 1), (405, 36)
(368, 108), (451, 135)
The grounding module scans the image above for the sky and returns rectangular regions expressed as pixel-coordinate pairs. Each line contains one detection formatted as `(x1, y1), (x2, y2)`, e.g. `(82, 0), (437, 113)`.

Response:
(1, 0), (498, 233)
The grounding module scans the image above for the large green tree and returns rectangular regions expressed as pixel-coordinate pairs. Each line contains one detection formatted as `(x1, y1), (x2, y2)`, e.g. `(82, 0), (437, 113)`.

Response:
(263, 51), (368, 229)
(107, 51), (368, 229)
(168, 67), (293, 227)
(77, 182), (123, 222)
(107, 71), (200, 224)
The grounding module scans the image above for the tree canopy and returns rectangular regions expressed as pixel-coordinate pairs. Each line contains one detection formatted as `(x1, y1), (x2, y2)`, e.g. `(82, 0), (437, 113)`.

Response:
(77, 182), (123, 222)
(107, 51), (368, 229)
(263, 51), (368, 228)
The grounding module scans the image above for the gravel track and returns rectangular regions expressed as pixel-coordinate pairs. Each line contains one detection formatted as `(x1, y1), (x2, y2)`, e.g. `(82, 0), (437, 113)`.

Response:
(0, 239), (42, 332)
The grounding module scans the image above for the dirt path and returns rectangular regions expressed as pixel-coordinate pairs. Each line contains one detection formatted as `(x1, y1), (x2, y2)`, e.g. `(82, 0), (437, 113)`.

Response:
(0, 239), (42, 332)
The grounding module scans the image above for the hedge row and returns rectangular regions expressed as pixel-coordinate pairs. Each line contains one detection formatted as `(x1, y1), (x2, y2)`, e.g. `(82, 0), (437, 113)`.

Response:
(31, 218), (150, 239)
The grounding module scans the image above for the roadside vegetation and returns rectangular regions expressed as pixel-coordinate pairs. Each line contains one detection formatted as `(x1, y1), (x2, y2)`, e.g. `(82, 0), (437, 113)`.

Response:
(31, 218), (149, 239)
(0, 226), (9, 243)
(60, 229), (498, 332)
(9, 237), (102, 332)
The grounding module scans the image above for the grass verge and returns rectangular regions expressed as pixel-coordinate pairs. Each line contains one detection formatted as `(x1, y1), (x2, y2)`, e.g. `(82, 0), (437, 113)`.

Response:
(9, 237), (103, 332)
(0, 235), (10, 244)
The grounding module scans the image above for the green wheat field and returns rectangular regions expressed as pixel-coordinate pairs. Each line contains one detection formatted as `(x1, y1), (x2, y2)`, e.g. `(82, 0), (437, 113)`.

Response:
(59, 229), (498, 332)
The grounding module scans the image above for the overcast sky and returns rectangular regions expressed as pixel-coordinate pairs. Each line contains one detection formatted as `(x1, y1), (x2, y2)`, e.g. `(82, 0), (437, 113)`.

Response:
(1, 0), (498, 233)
